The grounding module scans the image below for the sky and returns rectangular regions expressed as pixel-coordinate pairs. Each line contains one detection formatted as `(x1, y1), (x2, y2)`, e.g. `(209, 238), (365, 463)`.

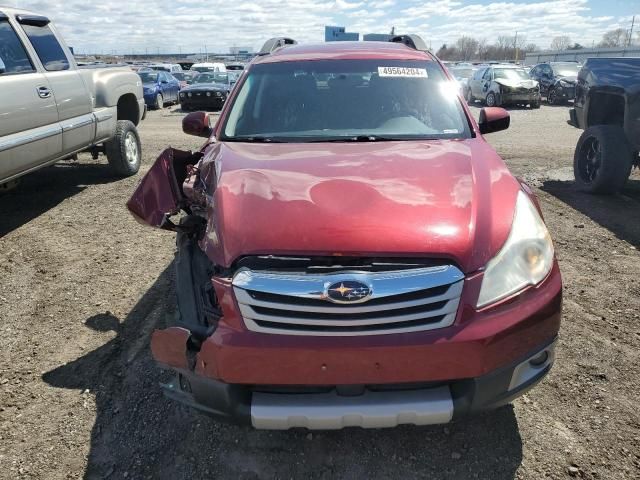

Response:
(6, 0), (640, 55)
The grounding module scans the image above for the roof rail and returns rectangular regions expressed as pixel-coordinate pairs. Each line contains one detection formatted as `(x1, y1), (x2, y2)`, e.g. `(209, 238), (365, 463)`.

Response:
(258, 37), (297, 56)
(389, 35), (429, 52)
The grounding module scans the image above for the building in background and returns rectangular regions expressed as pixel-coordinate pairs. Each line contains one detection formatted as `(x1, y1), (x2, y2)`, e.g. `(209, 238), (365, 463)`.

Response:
(229, 46), (253, 55)
(325, 26), (359, 42)
(363, 33), (393, 42)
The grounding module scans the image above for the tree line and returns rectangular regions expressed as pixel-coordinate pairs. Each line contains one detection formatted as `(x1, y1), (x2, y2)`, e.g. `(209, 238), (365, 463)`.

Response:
(436, 28), (640, 61)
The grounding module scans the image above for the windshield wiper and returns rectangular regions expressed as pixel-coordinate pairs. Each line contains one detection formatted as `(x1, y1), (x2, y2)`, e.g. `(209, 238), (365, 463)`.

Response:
(226, 136), (287, 143)
(308, 135), (419, 143)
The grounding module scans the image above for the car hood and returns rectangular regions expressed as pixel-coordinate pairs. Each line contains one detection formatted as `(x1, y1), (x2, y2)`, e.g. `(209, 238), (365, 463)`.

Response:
(196, 139), (521, 272)
(495, 78), (538, 88)
(182, 83), (228, 92)
(556, 75), (577, 83)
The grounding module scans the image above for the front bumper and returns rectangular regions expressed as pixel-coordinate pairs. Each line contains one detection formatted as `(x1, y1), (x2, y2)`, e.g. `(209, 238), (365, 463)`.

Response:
(501, 91), (540, 105)
(162, 338), (556, 429)
(179, 93), (225, 110)
(151, 262), (562, 428)
(553, 85), (576, 101)
(143, 91), (158, 106)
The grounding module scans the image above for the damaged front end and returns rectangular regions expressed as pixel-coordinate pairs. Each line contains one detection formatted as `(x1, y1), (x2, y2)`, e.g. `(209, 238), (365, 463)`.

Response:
(127, 113), (224, 381)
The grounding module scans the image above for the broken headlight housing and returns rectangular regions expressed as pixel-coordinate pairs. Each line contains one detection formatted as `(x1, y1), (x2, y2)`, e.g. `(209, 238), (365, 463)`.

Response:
(477, 191), (554, 308)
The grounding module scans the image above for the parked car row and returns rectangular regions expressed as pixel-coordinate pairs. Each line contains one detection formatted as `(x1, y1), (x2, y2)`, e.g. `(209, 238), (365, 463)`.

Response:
(450, 61), (581, 109)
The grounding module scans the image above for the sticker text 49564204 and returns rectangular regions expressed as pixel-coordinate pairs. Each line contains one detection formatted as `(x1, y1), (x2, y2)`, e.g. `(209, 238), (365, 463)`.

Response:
(378, 67), (428, 78)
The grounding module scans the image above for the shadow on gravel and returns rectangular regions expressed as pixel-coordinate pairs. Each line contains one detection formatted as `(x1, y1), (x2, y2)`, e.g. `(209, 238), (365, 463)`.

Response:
(0, 161), (120, 237)
(43, 263), (524, 480)
(542, 179), (640, 247)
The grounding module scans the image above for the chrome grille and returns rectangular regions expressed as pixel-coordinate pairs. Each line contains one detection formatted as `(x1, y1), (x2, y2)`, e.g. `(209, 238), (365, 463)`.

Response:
(232, 265), (464, 336)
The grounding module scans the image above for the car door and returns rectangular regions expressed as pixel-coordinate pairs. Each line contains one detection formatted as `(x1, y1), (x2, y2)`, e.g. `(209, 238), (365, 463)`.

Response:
(0, 12), (61, 183)
(18, 16), (94, 155)
(159, 72), (172, 101)
(481, 67), (493, 97)
(167, 73), (179, 101)
(540, 64), (554, 93)
(469, 68), (484, 97)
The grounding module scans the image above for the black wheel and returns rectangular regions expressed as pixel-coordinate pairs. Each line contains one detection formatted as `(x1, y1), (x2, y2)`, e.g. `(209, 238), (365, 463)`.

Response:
(485, 91), (498, 107)
(154, 93), (163, 110)
(547, 87), (558, 105)
(573, 125), (633, 194)
(531, 98), (541, 109)
(105, 120), (142, 177)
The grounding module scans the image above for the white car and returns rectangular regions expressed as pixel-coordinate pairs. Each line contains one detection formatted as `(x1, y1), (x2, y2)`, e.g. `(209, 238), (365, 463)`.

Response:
(191, 62), (226, 73)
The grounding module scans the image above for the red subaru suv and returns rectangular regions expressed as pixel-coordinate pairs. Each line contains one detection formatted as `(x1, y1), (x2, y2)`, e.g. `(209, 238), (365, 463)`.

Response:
(128, 36), (561, 430)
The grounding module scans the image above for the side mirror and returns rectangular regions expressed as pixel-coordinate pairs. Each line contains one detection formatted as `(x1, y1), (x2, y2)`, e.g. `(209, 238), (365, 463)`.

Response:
(478, 107), (510, 134)
(182, 111), (213, 138)
(0, 58), (6, 74)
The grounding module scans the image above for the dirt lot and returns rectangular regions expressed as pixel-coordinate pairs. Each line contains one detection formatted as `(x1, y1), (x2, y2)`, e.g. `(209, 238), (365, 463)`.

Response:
(1, 103), (639, 480)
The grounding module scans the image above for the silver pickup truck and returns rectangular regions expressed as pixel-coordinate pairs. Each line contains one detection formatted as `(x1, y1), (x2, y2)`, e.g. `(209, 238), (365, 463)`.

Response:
(0, 7), (145, 185)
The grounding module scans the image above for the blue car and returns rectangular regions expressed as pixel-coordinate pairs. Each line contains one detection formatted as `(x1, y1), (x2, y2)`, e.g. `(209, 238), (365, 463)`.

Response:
(139, 71), (180, 110)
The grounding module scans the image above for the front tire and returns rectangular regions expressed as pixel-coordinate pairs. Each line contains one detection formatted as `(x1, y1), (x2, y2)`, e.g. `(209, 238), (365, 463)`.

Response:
(105, 120), (142, 177)
(573, 125), (633, 194)
(154, 93), (163, 110)
(547, 87), (558, 105)
(531, 98), (541, 109)
(485, 91), (498, 107)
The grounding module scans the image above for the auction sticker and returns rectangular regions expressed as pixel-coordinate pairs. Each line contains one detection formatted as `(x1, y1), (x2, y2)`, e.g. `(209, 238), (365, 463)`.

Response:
(378, 67), (428, 78)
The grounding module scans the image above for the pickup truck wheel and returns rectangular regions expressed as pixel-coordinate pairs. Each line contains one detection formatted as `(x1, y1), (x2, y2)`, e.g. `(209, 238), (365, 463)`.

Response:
(105, 120), (142, 177)
(154, 93), (163, 110)
(573, 125), (633, 194)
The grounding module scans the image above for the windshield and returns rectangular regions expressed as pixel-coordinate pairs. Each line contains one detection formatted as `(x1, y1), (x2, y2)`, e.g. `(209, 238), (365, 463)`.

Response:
(139, 72), (158, 83)
(493, 68), (530, 81)
(222, 60), (470, 142)
(554, 64), (580, 76)
(195, 73), (228, 84)
(450, 67), (475, 80)
(193, 66), (216, 73)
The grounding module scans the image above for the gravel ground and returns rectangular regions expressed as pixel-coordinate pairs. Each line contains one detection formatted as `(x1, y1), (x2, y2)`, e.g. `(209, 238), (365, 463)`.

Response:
(1, 103), (639, 480)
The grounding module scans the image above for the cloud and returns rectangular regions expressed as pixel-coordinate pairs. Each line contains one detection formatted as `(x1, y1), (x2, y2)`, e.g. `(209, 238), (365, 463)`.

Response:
(7, 0), (638, 54)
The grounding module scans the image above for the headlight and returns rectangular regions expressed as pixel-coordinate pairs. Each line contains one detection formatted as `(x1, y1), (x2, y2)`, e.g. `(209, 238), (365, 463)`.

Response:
(206, 92), (212, 97)
(180, 92), (185, 98)
(188, 92), (192, 97)
(559, 80), (570, 87)
(216, 91), (222, 97)
(477, 191), (554, 308)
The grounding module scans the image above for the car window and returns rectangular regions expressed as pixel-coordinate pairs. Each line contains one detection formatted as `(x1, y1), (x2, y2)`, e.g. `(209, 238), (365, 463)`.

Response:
(472, 68), (486, 80)
(139, 72), (159, 83)
(542, 65), (553, 76)
(493, 68), (530, 80)
(195, 73), (228, 84)
(553, 63), (580, 77)
(482, 68), (492, 81)
(0, 20), (35, 74)
(531, 66), (541, 77)
(21, 23), (69, 72)
(222, 59), (472, 142)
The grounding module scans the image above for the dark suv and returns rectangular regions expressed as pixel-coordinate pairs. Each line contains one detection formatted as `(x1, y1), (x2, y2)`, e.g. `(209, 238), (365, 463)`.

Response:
(530, 62), (581, 105)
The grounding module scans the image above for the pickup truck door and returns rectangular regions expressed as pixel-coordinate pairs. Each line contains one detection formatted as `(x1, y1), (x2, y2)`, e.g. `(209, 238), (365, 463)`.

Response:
(17, 16), (95, 156)
(0, 12), (61, 183)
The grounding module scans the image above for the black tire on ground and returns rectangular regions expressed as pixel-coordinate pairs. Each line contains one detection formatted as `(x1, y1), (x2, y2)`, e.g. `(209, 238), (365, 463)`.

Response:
(485, 91), (498, 107)
(105, 120), (142, 177)
(547, 87), (558, 105)
(573, 125), (633, 194)
(531, 99), (541, 109)
(154, 93), (163, 110)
